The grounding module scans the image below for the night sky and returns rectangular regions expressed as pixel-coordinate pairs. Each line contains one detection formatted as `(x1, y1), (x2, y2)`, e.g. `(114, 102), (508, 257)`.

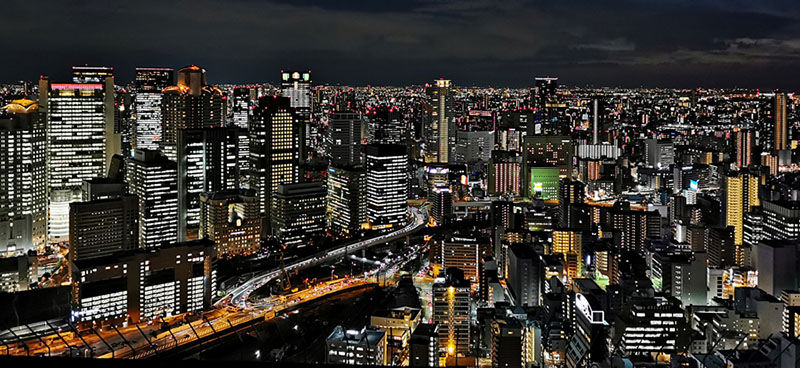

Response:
(4, 0), (800, 88)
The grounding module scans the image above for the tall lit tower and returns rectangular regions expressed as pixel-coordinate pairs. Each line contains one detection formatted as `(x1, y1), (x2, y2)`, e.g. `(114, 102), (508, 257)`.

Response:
(280, 71), (311, 161)
(126, 149), (178, 248)
(426, 79), (455, 164)
(735, 129), (753, 169)
(132, 67), (173, 151)
(724, 171), (760, 249)
(775, 92), (788, 152)
(328, 111), (363, 166)
(250, 96), (301, 232)
(0, 100), (46, 251)
(365, 144), (408, 230)
(231, 86), (252, 184)
(160, 65), (225, 161)
(40, 77), (110, 243)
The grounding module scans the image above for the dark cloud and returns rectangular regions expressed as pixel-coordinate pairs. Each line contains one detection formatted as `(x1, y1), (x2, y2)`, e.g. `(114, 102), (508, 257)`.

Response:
(2, 0), (800, 88)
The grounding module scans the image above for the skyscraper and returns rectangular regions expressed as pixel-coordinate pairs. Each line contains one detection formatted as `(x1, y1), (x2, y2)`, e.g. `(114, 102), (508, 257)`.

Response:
(724, 171), (759, 248)
(369, 105), (407, 145)
(68, 195), (138, 262)
(132, 67), (173, 151)
(775, 92), (788, 152)
(271, 182), (326, 247)
(160, 65), (225, 161)
(432, 267), (471, 357)
(426, 79), (456, 164)
(365, 144), (408, 230)
(328, 111), (363, 166)
(326, 166), (365, 236)
(200, 189), (261, 257)
(250, 96), (301, 232)
(552, 229), (583, 281)
(40, 78), (112, 242)
(0, 100), (46, 251)
(280, 70), (311, 160)
(177, 127), (239, 240)
(735, 129), (753, 169)
(231, 86), (252, 184)
(126, 149), (178, 248)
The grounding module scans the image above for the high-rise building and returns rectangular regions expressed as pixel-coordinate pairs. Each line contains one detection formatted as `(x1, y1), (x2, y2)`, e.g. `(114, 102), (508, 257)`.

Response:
(507, 243), (543, 307)
(559, 178), (586, 228)
(432, 267), (471, 357)
(455, 130), (493, 164)
(753, 240), (800, 297)
(369, 105), (407, 145)
(438, 237), (491, 284)
(132, 67), (173, 151)
(326, 166), (365, 236)
(613, 296), (689, 357)
(565, 293), (608, 368)
(126, 149), (178, 248)
(552, 229), (583, 281)
(488, 150), (522, 196)
(68, 195), (138, 262)
(160, 65), (225, 161)
(200, 189), (260, 257)
(40, 78), (113, 243)
(430, 186), (452, 226)
(775, 92), (788, 152)
(724, 171), (760, 247)
(645, 138), (675, 169)
(271, 182), (326, 248)
(761, 200), (800, 241)
(177, 127), (239, 240)
(250, 96), (301, 231)
(426, 79), (456, 164)
(0, 99), (46, 251)
(231, 86), (251, 183)
(410, 323), (440, 367)
(365, 144), (408, 230)
(491, 317), (524, 368)
(735, 129), (754, 169)
(328, 111), (363, 166)
(280, 71), (311, 160)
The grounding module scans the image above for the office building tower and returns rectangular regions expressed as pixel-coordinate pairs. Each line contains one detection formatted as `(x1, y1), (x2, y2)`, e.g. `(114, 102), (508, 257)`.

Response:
(532, 77), (558, 109)
(523, 135), (573, 178)
(68, 196), (138, 262)
(650, 251), (708, 306)
(552, 229), (583, 281)
(200, 189), (260, 258)
(71, 66), (119, 170)
(177, 127), (239, 240)
(328, 111), (363, 166)
(0, 253), (37, 292)
(724, 171), (760, 248)
(488, 150), (522, 196)
(369, 105), (407, 145)
(160, 65), (225, 161)
(566, 293), (608, 368)
(559, 178), (586, 228)
(231, 86), (251, 181)
(326, 166), (365, 236)
(126, 150), (178, 248)
(426, 79), (456, 163)
(271, 182), (326, 247)
(325, 326), (388, 366)
(132, 67), (173, 151)
(430, 186), (452, 225)
(775, 92), (788, 152)
(507, 243), (543, 307)
(432, 267), (471, 357)
(754, 240), (800, 297)
(455, 130), (493, 164)
(761, 200), (800, 241)
(0, 99), (46, 251)
(736, 129), (753, 169)
(410, 323), (440, 367)
(71, 238), (215, 323)
(40, 78), (113, 242)
(437, 238), (491, 284)
(365, 144), (408, 230)
(280, 71), (311, 160)
(250, 96), (301, 230)
(613, 296), (689, 357)
(645, 138), (675, 169)
(491, 317), (524, 368)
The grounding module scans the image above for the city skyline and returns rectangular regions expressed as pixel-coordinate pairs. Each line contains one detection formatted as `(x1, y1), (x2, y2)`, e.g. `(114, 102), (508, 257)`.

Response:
(3, 0), (800, 88)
